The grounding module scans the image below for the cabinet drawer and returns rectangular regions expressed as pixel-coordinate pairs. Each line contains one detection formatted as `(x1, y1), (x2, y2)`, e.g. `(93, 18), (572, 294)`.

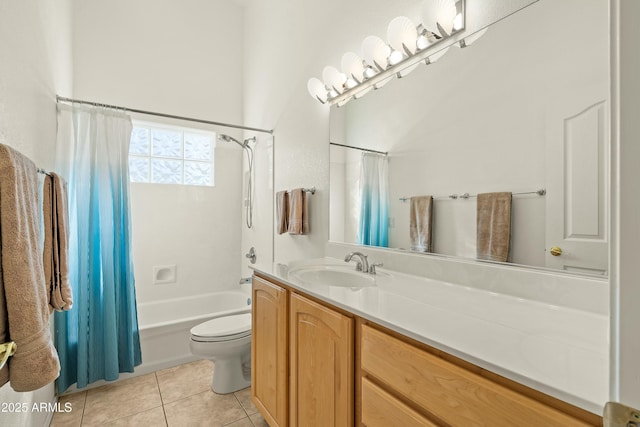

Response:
(362, 377), (438, 427)
(360, 324), (593, 427)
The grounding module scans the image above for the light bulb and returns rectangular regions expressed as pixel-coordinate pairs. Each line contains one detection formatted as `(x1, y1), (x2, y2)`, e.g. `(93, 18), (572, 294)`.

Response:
(388, 50), (404, 66)
(363, 66), (377, 79)
(416, 35), (430, 50)
(453, 13), (463, 31)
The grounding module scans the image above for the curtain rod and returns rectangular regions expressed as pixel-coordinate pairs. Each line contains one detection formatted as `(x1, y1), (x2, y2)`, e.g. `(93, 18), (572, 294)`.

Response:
(329, 142), (388, 156)
(56, 96), (273, 135)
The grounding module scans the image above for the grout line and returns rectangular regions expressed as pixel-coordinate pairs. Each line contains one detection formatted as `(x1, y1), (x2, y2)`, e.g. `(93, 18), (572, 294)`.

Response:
(79, 391), (87, 426)
(157, 372), (170, 427)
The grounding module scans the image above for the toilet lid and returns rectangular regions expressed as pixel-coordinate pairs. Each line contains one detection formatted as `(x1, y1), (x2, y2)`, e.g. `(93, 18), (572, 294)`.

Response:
(190, 313), (251, 339)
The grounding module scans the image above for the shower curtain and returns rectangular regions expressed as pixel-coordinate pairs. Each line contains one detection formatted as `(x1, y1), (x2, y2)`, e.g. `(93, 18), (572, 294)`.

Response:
(357, 152), (389, 247)
(54, 104), (141, 393)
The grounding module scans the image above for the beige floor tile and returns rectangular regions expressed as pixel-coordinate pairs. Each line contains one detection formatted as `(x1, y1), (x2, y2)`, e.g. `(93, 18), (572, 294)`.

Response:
(102, 406), (167, 427)
(224, 417), (253, 427)
(157, 359), (213, 404)
(233, 387), (258, 415)
(49, 391), (86, 427)
(164, 390), (246, 427)
(249, 412), (269, 427)
(155, 358), (208, 377)
(82, 373), (162, 426)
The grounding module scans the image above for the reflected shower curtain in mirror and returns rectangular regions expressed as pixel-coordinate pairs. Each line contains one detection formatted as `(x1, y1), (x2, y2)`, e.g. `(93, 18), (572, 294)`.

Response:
(54, 104), (141, 393)
(357, 152), (389, 247)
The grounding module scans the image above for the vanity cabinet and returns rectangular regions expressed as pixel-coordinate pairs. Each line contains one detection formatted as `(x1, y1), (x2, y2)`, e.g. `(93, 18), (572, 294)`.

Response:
(251, 275), (354, 427)
(252, 273), (602, 427)
(359, 322), (601, 427)
(290, 292), (354, 427)
(251, 276), (289, 427)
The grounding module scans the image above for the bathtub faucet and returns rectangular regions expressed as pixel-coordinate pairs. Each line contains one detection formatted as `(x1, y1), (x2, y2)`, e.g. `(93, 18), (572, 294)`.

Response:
(239, 277), (252, 284)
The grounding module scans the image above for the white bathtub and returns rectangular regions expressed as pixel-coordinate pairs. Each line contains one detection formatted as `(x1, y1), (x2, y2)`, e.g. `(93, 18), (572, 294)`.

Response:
(136, 290), (252, 374)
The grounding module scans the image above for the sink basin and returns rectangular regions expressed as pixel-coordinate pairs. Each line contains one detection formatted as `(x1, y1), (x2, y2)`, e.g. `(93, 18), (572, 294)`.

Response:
(288, 265), (376, 288)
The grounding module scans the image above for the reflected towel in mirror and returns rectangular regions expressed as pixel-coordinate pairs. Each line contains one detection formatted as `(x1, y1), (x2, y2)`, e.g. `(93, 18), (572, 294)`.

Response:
(410, 196), (433, 252)
(477, 192), (512, 262)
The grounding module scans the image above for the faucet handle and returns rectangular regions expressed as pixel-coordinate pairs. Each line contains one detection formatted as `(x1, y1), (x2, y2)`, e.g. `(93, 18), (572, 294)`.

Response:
(368, 262), (383, 274)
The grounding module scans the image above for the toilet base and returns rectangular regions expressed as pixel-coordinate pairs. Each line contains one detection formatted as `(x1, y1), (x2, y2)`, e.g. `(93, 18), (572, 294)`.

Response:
(211, 355), (251, 394)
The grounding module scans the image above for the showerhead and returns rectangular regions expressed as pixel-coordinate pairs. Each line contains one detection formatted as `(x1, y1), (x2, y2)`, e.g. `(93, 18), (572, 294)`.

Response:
(218, 134), (244, 148)
(218, 134), (257, 148)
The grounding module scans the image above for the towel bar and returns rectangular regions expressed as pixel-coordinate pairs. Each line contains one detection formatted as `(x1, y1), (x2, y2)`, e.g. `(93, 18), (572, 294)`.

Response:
(0, 341), (17, 370)
(287, 187), (316, 195)
(399, 188), (546, 202)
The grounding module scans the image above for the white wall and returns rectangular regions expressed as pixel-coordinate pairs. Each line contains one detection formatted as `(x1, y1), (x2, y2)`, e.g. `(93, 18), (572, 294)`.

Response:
(72, 0), (244, 125)
(130, 146), (242, 303)
(0, 0), (72, 425)
(71, 0), (247, 302)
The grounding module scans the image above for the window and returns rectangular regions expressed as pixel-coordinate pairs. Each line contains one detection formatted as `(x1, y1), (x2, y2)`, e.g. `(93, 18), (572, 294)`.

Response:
(128, 122), (215, 187)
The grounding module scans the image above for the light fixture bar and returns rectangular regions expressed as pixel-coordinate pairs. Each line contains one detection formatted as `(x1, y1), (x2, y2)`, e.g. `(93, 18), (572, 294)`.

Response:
(330, 35), (457, 106)
(310, 0), (474, 107)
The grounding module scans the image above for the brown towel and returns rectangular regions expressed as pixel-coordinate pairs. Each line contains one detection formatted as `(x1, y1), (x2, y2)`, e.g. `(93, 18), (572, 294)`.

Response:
(43, 172), (73, 311)
(477, 192), (512, 262)
(409, 196), (434, 252)
(276, 190), (289, 235)
(287, 188), (309, 235)
(302, 191), (310, 235)
(0, 144), (60, 391)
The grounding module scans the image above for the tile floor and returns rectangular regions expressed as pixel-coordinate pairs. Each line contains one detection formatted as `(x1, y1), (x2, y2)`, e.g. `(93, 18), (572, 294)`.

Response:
(50, 359), (268, 427)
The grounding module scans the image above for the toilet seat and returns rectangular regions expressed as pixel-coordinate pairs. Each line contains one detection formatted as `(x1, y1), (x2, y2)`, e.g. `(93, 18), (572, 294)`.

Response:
(190, 313), (251, 342)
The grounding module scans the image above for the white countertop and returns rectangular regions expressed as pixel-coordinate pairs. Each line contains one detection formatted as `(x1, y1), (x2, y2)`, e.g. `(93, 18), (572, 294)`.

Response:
(251, 258), (608, 415)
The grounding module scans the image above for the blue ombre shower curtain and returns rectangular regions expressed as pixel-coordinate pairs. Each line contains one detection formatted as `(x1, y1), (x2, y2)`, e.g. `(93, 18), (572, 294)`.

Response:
(357, 152), (389, 247)
(54, 104), (141, 393)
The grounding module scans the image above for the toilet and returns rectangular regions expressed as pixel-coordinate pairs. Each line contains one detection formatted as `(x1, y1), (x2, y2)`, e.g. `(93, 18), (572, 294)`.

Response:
(189, 312), (252, 394)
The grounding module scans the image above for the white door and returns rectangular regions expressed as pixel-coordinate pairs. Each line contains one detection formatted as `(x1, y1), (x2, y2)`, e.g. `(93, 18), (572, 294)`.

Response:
(545, 90), (609, 275)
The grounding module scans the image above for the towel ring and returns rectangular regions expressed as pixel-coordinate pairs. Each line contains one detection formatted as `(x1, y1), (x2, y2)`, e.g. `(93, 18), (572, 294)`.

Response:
(0, 341), (17, 370)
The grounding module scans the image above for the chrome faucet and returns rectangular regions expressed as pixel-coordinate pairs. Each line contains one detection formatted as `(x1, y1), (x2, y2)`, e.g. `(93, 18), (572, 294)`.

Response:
(344, 252), (369, 273)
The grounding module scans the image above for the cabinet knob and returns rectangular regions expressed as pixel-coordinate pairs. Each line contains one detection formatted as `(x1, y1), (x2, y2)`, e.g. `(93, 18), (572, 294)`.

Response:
(550, 246), (563, 257)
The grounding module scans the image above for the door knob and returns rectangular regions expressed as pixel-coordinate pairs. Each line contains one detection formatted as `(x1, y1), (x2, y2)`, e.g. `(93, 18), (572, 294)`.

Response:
(550, 246), (563, 256)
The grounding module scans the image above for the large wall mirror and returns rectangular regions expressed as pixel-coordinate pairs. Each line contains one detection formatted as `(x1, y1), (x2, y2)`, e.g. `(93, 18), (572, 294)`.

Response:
(329, 0), (609, 276)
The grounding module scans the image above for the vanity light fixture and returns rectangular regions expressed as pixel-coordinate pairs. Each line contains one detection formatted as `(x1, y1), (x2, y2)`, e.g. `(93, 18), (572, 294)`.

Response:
(307, 0), (486, 106)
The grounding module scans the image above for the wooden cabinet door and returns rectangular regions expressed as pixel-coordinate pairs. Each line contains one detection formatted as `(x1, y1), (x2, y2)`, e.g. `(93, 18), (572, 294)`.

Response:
(290, 293), (354, 427)
(252, 276), (288, 427)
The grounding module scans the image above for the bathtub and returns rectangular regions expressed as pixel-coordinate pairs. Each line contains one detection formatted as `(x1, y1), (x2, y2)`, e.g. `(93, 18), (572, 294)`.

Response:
(136, 290), (252, 375)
